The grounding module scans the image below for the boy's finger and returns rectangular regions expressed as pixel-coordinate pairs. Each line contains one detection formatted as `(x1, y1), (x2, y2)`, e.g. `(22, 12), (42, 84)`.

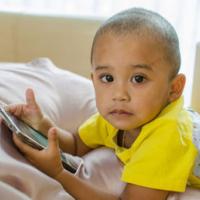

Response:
(12, 105), (23, 116)
(5, 104), (17, 112)
(26, 88), (39, 108)
(13, 133), (38, 158)
(4, 104), (23, 117)
(47, 127), (59, 153)
(0, 101), (7, 107)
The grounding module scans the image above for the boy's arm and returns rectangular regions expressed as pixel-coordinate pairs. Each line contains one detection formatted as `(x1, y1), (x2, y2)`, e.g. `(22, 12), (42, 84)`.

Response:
(37, 116), (91, 155)
(75, 133), (92, 156)
(47, 126), (91, 156)
(56, 169), (169, 200)
(36, 115), (76, 154)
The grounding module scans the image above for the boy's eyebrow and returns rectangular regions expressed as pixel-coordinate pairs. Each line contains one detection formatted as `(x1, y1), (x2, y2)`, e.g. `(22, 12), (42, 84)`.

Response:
(93, 64), (153, 71)
(131, 64), (153, 71)
(93, 65), (110, 71)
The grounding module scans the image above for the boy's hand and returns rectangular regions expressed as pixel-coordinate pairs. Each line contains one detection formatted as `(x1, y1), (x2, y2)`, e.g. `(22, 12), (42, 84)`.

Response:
(6, 88), (44, 130)
(13, 127), (64, 178)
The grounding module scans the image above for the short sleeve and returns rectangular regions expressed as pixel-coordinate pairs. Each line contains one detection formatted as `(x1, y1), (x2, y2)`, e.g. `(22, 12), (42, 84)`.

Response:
(78, 113), (109, 148)
(121, 119), (197, 192)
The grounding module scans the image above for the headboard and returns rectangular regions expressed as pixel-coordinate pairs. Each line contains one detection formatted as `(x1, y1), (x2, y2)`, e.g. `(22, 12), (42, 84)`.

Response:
(191, 42), (200, 113)
(0, 11), (102, 78)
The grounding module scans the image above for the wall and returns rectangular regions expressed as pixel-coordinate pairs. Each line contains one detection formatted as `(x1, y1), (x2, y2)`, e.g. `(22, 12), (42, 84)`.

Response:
(0, 12), (102, 78)
(192, 42), (200, 113)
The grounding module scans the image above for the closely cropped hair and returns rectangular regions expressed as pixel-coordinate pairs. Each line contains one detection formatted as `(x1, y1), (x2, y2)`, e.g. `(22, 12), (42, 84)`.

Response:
(91, 7), (181, 78)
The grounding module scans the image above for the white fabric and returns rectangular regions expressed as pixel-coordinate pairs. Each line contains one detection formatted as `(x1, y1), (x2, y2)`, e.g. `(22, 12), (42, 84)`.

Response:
(0, 58), (97, 133)
(190, 109), (200, 179)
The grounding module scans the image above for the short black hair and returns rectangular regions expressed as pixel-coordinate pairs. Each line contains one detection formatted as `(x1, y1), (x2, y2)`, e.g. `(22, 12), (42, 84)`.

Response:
(91, 7), (181, 78)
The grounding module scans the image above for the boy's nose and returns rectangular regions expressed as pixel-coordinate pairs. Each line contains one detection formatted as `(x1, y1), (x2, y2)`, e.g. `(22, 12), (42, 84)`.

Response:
(112, 85), (130, 102)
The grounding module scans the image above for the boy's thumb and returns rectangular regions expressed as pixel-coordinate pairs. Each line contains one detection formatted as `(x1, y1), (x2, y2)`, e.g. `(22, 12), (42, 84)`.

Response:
(26, 88), (38, 108)
(48, 127), (59, 151)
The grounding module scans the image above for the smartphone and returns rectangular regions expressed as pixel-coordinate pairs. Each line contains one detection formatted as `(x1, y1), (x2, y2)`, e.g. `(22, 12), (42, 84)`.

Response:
(0, 106), (78, 173)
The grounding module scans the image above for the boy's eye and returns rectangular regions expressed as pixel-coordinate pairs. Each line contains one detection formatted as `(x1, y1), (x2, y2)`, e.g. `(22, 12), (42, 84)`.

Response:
(131, 75), (145, 83)
(100, 74), (114, 83)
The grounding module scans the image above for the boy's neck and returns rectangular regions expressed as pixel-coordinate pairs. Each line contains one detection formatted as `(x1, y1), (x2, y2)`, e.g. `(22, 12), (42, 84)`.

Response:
(118, 128), (141, 148)
(127, 128), (141, 136)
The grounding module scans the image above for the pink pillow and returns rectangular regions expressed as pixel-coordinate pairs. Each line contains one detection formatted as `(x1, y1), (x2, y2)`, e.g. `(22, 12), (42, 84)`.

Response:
(0, 58), (97, 133)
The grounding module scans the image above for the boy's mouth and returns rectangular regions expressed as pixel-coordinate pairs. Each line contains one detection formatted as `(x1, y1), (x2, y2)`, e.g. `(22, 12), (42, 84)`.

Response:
(109, 109), (133, 116)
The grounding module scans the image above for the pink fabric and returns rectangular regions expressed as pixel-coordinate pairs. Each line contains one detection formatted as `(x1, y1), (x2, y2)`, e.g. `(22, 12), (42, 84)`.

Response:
(0, 58), (96, 133)
(0, 58), (200, 199)
(78, 147), (126, 196)
(0, 124), (74, 200)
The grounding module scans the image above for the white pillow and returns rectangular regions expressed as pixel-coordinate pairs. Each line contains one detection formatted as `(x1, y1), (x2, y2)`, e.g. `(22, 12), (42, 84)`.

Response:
(0, 58), (97, 133)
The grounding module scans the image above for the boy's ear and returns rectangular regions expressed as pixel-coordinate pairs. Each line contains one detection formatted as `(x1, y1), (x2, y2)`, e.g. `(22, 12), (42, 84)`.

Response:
(168, 73), (186, 102)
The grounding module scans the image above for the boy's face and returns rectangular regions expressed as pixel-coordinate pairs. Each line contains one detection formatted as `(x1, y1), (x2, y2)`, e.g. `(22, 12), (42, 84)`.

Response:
(91, 33), (174, 132)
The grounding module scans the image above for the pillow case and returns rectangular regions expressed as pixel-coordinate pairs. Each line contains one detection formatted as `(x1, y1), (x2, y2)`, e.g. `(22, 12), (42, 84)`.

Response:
(0, 58), (97, 133)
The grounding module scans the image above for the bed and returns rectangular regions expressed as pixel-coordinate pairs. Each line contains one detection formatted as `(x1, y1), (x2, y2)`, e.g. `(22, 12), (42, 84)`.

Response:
(0, 12), (200, 200)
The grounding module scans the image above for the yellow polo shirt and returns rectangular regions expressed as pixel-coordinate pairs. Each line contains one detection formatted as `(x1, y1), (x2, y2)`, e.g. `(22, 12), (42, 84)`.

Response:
(79, 97), (199, 192)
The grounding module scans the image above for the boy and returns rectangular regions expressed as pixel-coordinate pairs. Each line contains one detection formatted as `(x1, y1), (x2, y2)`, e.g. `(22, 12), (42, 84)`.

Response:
(7, 7), (200, 200)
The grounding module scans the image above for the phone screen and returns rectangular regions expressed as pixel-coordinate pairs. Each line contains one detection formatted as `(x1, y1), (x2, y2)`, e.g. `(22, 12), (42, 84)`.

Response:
(12, 116), (48, 148)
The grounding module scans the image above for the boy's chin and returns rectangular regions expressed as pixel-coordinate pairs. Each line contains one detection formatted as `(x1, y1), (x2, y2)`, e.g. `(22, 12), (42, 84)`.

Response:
(101, 112), (141, 130)
(108, 120), (138, 131)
